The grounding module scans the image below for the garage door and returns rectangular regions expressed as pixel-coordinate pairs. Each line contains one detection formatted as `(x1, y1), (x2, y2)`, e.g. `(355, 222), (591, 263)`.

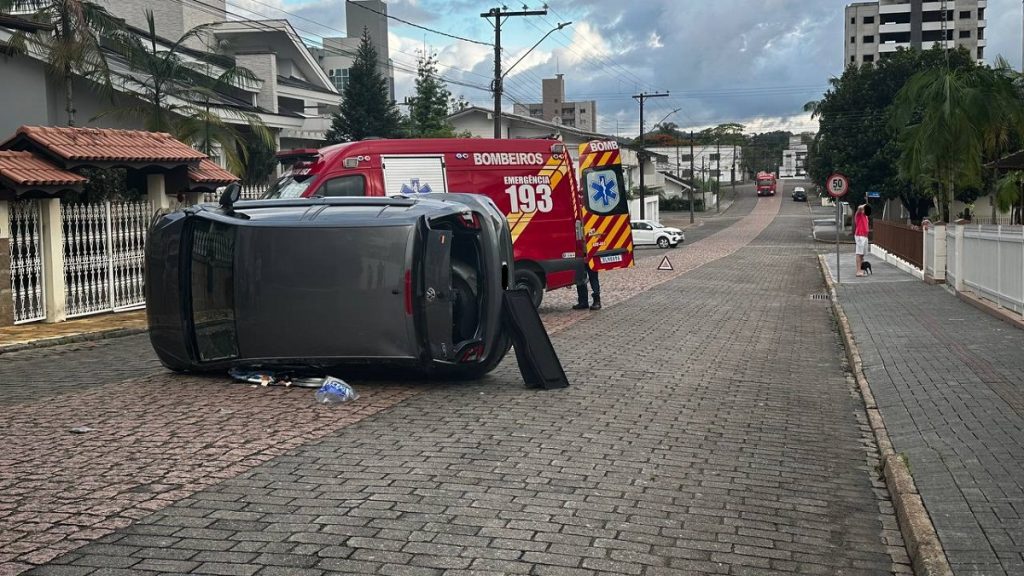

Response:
(382, 155), (448, 196)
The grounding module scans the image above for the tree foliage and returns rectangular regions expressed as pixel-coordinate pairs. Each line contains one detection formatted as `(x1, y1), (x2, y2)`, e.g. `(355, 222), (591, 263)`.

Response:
(807, 47), (980, 220)
(405, 53), (461, 138)
(326, 28), (401, 143)
(0, 0), (124, 125)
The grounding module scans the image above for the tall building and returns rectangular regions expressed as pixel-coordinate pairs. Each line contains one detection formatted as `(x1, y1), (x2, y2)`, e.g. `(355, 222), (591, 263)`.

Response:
(513, 75), (597, 132)
(309, 0), (394, 99)
(845, 0), (986, 67)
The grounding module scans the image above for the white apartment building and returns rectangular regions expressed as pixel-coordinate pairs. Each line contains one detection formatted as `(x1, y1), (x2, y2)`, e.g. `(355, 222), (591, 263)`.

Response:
(845, 0), (987, 67)
(308, 0), (395, 100)
(513, 75), (597, 132)
(780, 136), (809, 179)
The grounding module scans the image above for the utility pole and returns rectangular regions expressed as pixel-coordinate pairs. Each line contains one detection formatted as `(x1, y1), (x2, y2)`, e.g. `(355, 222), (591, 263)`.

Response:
(482, 6), (548, 139)
(689, 131), (695, 224)
(632, 91), (669, 219)
(716, 138), (721, 213)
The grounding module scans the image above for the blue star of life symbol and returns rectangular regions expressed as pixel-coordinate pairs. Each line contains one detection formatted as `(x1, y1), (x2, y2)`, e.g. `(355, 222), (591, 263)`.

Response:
(401, 178), (432, 195)
(591, 175), (617, 207)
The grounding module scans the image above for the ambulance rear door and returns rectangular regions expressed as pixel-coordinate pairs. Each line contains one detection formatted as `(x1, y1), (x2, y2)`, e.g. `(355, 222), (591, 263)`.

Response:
(578, 140), (634, 271)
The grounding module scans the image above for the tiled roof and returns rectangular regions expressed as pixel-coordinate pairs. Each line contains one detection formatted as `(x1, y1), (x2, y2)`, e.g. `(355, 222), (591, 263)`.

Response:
(189, 159), (239, 184)
(2, 126), (207, 163)
(0, 151), (87, 187)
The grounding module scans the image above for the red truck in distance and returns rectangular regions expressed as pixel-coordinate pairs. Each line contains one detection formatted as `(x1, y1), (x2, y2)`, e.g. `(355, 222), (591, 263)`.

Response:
(756, 171), (777, 197)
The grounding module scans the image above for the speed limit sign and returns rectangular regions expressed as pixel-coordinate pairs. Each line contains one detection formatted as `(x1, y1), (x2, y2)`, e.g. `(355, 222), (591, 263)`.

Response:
(827, 173), (849, 198)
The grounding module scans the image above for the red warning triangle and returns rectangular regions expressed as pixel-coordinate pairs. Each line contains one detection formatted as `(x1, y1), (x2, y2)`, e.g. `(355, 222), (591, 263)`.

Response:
(658, 255), (674, 271)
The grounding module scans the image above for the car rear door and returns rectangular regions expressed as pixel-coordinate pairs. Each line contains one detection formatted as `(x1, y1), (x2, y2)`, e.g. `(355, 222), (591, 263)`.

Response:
(382, 155), (449, 196)
(422, 228), (454, 361)
(578, 140), (634, 271)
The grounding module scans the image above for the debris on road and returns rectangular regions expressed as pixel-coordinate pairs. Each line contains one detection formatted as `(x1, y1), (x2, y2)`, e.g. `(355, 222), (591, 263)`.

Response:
(69, 426), (94, 434)
(314, 377), (359, 404)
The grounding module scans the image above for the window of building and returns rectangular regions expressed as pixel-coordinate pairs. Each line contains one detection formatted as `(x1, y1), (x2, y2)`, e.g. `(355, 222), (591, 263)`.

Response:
(328, 68), (349, 92)
(850, 35), (855, 44)
(978, 46), (985, 59)
(959, 30), (971, 39)
(863, 35), (875, 43)
(863, 15), (874, 24)
(850, 17), (855, 24)
(710, 154), (720, 161)
(960, 10), (971, 19)
(850, 55), (856, 64)
(863, 54), (874, 63)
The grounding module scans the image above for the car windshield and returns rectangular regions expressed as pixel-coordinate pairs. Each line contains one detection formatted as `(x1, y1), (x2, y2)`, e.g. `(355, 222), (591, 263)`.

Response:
(263, 174), (317, 199)
(650, 222), (664, 228)
(757, 179), (773, 186)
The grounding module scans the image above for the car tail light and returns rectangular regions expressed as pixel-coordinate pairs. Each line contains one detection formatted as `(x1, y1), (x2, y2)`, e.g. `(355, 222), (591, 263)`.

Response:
(404, 270), (412, 315)
(459, 343), (485, 363)
(458, 211), (481, 229)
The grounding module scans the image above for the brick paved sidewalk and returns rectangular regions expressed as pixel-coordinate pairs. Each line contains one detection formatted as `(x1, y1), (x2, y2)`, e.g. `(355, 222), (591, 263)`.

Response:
(0, 311), (147, 353)
(827, 256), (1024, 575)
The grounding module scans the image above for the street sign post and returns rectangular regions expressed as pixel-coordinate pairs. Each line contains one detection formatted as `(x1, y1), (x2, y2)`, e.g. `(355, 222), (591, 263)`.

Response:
(828, 173), (849, 283)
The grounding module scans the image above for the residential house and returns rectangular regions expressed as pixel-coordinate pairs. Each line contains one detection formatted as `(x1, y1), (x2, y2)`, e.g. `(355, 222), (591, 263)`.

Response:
(0, 0), (340, 158)
(649, 144), (744, 185)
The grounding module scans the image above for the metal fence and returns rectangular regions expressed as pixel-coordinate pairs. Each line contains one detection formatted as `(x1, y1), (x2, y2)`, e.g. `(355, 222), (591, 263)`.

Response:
(8, 199), (46, 324)
(62, 200), (150, 318)
(873, 220), (923, 269)
(202, 184), (266, 204)
(961, 225), (1024, 314)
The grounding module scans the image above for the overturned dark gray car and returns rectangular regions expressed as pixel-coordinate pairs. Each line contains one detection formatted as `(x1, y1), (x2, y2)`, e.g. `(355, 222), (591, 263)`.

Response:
(145, 193), (514, 378)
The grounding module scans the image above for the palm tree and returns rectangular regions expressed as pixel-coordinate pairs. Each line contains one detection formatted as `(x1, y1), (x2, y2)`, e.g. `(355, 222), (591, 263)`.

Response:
(890, 64), (1022, 221)
(0, 0), (124, 125)
(100, 10), (273, 175)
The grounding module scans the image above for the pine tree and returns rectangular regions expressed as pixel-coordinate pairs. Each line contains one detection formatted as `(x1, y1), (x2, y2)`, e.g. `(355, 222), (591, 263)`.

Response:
(407, 53), (455, 138)
(325, 28), (401, 143)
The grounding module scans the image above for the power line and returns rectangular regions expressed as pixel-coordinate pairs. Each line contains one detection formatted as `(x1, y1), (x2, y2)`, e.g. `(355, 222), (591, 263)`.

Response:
(349, 0), (492, 47)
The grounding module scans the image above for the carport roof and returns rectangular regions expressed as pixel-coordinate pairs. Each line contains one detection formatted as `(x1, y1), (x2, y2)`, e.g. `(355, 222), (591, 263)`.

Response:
(0, 126), (207, 164)
(0, 151), (86, 190)
(189, 159), (239, 185)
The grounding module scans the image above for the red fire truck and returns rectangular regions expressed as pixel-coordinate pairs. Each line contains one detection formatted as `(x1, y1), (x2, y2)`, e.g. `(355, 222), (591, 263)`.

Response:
(756, 171), (777, 197)
(266, 138), (633, 307)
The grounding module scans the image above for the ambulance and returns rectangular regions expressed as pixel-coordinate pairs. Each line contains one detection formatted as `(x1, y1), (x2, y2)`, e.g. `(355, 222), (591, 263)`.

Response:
(266, 138), (634, 307)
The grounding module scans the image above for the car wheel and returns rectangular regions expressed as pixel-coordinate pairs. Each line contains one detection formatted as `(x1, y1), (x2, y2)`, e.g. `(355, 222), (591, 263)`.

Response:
(514, 268), (544, 308)
(657, 237), (670, 249)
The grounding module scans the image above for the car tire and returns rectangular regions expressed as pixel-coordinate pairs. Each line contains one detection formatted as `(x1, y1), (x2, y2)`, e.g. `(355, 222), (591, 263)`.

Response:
(514, 268), (544, 308)
(657, 237), (670, 249)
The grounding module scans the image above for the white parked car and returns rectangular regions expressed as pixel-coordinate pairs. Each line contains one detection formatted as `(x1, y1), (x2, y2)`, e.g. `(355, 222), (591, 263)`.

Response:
(630, 220), (684, 248)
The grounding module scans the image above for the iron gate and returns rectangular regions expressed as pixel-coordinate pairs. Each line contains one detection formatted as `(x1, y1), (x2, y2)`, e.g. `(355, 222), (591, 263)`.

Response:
(8, 199), (46, 324)
(62, 200), (150, 318)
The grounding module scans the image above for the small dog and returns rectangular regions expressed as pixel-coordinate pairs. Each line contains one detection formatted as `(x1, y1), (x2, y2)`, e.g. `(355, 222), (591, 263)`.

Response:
(861, 261), (873, 275)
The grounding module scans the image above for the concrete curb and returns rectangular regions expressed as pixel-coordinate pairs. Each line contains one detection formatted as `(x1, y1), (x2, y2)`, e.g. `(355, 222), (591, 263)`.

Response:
(0, 326), (148, 356)
(956, 289), (1024, 331)
(818, 254), (953, 576)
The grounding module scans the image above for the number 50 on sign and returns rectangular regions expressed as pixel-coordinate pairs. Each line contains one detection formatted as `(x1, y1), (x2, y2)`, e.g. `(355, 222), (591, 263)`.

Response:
(827, 173), (849, 199)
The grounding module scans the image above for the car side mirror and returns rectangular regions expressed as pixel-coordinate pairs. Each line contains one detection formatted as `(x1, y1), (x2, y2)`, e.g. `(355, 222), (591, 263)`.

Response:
(219, 183), (242, 212)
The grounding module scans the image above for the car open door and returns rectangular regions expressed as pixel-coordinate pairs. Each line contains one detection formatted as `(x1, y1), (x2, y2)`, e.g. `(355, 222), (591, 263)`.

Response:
(578, 140), (634, 271)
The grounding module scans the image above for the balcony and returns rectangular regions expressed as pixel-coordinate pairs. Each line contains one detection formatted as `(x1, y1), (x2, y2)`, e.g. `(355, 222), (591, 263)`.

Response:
(879, 22), (911, 34)
(879, 41), (910, 53)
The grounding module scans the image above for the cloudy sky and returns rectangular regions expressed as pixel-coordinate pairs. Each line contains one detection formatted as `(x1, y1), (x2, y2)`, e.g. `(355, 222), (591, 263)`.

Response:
(232, 0), (1024, 136)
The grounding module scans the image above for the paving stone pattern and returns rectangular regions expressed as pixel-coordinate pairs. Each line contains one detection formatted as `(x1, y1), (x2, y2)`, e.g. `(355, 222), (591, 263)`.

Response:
(840, 277), (1024, 576)
(17, 195), (910, 575)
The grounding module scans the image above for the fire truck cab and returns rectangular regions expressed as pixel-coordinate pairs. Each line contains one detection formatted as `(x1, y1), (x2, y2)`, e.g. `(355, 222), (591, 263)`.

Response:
(266, 138), (633, 307)
(756, 171), (777, 197)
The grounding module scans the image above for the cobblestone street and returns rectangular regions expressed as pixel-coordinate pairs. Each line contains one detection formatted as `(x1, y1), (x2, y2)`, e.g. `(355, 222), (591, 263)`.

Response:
(0, 189), (912, 575)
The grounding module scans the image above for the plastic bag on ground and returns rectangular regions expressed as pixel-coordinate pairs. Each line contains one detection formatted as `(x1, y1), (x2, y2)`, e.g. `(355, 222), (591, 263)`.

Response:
(314, 377), (358, 404)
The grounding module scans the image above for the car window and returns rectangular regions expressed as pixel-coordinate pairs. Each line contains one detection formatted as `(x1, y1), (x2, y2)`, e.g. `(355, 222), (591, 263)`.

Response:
(641, 223), (653, 231)
(318, 175), (366, 197)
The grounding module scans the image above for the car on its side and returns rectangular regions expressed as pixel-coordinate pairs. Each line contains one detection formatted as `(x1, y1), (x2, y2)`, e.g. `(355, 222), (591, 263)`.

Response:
(792, 186), (807, 202)
(145, 193), (514, 379)
(631, 219), (685, 248)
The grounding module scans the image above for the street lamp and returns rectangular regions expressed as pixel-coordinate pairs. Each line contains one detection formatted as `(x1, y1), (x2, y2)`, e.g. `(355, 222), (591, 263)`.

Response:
(503, 22), (572, 80)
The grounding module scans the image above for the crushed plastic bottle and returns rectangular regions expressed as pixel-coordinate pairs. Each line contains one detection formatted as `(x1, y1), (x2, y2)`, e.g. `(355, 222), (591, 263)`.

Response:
(314, 377), (359, 404)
